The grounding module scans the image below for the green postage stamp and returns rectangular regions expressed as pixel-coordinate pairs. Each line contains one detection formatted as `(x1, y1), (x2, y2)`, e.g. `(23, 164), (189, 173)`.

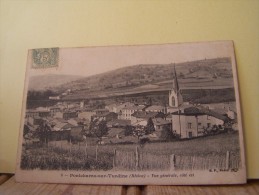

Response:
(31, 48), (59, 69)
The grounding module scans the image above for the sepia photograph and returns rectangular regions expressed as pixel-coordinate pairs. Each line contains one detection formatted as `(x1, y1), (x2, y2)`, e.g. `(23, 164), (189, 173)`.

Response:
(16, 41), (246, 185)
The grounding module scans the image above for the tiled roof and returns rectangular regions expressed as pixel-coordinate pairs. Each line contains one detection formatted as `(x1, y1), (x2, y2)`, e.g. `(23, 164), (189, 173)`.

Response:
(152, 118), (171, 126)
(53, 122), (74, 131)
(26, 110), (39, 113)
(95, 109), (109, 112)
(183, 107), (203, 115)
(122, 105), (145, 110)
(107, 128), (125, 137)
(145, 105), (165, 111)
(172, 106), (229, 121)
(107, 119), (131, 126)
(132, 111), (163, 119)
(95, 112), (117, 117)
(199, 107), (229, 121)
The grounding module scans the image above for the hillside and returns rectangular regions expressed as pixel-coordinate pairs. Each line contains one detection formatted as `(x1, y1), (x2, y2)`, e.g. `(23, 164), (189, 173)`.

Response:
(57, 57), (232, 94)
(27, 57), (234, 103)
(28, 74), (82, 91)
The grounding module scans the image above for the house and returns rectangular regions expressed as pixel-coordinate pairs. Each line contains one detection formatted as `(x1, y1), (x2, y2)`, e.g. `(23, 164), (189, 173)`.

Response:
(38, 111), (51, 117)
(172, 107), (229, 139)
(49, 106), (61, 116)
(50, 122), (74, 141)
(78, 110), (95, 121)
(131, 111), (164, 125)
(80, 101), (85, 109)
(48, 118), (67, 127)
(55, 111), (78, 120)
(67, 103), (79, 109)
(145, 105), (166, 113)
(105, 102), (134, 114)
(107, 119), (131, 128)
(133, 120), (148, 127)
(28, 116), (44, 126)
(107, 128), (125, 139)
(105, 103), (119, 113)
(165, 113), (173, 122)
(152, 118), (172, 131)
(52, 122), (73, 131)
(91, 112), (118, 122)
(49, 96), (60, 100)
(121, 105), (145, 120)
(67, 118), (79, 126)
(68, 118), (87, 126)
(201, 102), (237, 120)
(25, 110), (39, 118)
(95, 109), (109, 115)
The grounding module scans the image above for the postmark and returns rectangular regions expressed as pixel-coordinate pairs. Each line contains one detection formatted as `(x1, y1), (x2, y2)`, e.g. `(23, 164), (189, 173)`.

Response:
(31, 48), (59, 69)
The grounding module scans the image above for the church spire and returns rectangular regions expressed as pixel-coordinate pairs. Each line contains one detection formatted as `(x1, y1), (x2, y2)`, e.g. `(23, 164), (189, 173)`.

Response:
(169, 64), (183, 108)
(173, 65), (180, 93)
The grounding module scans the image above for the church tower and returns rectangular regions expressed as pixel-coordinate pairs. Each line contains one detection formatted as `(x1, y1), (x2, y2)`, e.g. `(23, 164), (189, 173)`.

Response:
(169, 65), (183, 107)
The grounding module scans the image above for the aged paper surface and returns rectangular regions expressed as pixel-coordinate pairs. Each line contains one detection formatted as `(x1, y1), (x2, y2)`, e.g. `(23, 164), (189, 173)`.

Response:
(15, 41), (246, 185)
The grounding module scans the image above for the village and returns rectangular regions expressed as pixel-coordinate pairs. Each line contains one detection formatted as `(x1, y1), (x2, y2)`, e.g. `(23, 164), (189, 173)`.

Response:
(23, 67), (238, 147)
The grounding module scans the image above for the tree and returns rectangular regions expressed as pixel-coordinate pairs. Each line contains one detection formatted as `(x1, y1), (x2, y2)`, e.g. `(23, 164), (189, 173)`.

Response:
(160, 125), (174, 141)
(95, 100), (106, 109)
(36, 122), (52, 145)
(147, 97), (152, 106)
(23, 125), (30, 138)
(133, 125), (145, 140)
(89, 119), (109, 140)
(145, 118), (155, 135)
(96, 121), (109, 138)
(125, 125), (134, 136)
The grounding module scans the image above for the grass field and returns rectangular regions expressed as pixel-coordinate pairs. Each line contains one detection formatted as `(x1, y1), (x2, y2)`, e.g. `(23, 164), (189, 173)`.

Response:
(111, 132), (241, 170)
(97, 131), (240, 156)
(21, 132), (240, 171)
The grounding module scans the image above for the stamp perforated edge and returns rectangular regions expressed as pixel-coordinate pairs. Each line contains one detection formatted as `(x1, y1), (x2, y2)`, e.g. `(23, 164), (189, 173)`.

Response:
(31, 47), (59, 69)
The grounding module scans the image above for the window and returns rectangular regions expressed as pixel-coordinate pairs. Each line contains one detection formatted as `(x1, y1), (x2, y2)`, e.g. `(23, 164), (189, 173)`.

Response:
(207, 123), (211, 128)
(188, 123), (192, 129)
(198, 122), (202, 126)
(171, 96), (175, 107)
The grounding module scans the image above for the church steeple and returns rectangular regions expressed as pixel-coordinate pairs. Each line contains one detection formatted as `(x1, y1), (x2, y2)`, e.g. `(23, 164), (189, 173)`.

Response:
(172, 65), (180, 93)
(169, 65), (183, 107)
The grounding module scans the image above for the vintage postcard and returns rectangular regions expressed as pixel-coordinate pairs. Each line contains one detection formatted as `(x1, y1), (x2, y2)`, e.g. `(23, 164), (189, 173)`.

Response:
(16, 41), (246, 185)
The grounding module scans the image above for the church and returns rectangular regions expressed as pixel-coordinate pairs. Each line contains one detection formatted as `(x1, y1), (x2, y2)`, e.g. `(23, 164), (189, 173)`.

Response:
(167, 65), (189, 113)
(167, 66), (229, 139)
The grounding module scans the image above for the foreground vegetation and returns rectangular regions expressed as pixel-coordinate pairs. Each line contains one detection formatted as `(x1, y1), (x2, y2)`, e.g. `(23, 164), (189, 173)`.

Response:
(21, 132), (240, 171)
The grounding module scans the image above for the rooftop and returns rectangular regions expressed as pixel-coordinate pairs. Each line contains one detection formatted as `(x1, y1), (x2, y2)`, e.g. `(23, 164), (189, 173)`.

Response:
(172, 106), (229, 121)
(145, 105), (165, 111)
(122, 105), (145, 110)
(107, 119), (131, 127)
(132, 111), (164, 119)
(95, 112), (118, 117)
(152, 118), (171, 126)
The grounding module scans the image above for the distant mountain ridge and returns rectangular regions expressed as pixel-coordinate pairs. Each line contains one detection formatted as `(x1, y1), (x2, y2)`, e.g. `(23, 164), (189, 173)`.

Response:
(29, 57), (232, 93)
(57, 57), (232, 92)
(28, 74), (83, 91)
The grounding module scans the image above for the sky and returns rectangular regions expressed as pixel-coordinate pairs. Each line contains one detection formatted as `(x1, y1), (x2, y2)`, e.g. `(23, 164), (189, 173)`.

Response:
(28, 41), (235, 77)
